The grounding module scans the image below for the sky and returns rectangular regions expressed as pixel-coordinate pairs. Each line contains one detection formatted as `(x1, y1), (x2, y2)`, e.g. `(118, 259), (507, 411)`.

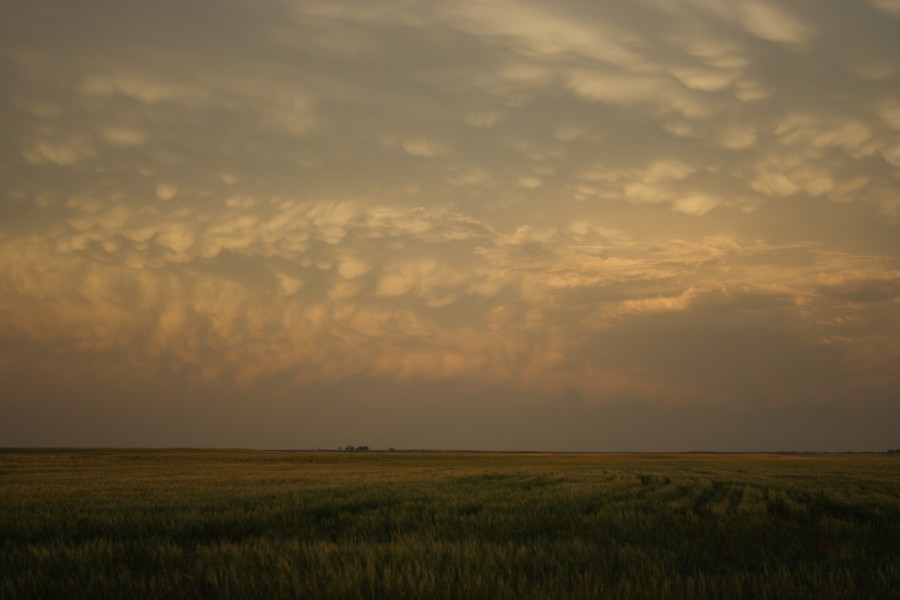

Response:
(1, 0), (899, 451)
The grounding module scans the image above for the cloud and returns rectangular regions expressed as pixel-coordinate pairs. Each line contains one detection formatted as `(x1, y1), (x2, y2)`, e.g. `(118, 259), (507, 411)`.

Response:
(336, 256), (371, 280)
(79, 74), (208, 105)
(0, 0), (898, 448)
(444, 0), (643, 67)
(566, 69), (716, 119)
(22, 138), (95, 166)
(1, 199), (898, 407)
(775, 114), (876, 157)
(98, 126), (147, 147)
(400, 139), (448, 158)
(883, 145), (900, 167)
(817, 270), (900, 303)
(740, 1), (812, 46)
(716, 126), (758, 150)
(464, 111), (503, 128)
(155, 184), (178, 200)
(870, 0), (900, 17)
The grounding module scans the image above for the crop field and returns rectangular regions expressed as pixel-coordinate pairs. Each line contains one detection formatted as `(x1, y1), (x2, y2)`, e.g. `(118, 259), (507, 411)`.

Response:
(1, 450), (898, 599)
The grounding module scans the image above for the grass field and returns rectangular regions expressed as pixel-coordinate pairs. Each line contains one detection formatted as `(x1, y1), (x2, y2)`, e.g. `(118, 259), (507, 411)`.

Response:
(1, 450), (898, 599)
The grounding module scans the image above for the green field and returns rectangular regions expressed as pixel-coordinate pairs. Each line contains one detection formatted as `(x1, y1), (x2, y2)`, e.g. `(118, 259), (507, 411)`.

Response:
(1, 450), (898, 599)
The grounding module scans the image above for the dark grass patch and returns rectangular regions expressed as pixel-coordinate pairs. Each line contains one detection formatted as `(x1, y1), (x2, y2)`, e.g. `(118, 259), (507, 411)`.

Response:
(1, 450), (898, 599)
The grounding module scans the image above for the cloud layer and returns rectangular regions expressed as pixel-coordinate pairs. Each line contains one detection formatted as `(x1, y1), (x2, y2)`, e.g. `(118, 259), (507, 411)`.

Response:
(1, 0), (898, 449)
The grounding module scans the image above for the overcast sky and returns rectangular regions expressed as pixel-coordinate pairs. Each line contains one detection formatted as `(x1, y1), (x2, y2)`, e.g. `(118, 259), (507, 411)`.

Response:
(1, 0), (899, 451)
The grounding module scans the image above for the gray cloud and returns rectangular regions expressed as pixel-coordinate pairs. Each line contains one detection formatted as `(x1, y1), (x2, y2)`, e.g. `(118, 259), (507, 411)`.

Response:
(0, 0), (898, 449)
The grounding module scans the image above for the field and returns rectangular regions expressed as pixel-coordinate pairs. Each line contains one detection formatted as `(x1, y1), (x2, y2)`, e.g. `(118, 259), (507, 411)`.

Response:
(1, 450), (898, 599)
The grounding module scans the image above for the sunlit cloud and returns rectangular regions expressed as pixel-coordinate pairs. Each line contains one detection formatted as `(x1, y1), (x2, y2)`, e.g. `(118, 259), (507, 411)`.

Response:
(0, 0), (898, 449)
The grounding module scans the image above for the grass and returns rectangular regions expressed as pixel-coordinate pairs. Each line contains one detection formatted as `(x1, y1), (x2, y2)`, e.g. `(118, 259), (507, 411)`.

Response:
(1, 450), (898, 599)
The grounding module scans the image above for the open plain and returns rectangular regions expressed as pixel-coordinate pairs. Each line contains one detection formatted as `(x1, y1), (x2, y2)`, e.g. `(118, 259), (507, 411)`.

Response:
(1, 450), (898, 599)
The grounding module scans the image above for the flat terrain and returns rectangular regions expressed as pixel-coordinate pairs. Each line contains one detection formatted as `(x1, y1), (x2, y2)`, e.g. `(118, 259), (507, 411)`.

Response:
(1, 450), (898, 599)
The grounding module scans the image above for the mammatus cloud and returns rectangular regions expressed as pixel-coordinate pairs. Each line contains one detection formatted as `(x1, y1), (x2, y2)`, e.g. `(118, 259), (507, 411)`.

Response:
(0, 0), (898, 448)
(2, 202), (897, 401)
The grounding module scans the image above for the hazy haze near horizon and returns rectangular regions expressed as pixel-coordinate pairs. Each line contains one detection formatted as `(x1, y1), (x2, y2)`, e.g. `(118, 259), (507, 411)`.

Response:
(1, 0), (899, 450)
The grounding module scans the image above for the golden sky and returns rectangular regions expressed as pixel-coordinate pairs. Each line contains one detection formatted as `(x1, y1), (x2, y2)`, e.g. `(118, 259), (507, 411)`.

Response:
(1, 0), (899, 450)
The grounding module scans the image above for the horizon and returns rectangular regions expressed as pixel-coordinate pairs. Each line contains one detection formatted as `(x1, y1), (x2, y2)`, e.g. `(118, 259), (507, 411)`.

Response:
(3, 446), (900, 456)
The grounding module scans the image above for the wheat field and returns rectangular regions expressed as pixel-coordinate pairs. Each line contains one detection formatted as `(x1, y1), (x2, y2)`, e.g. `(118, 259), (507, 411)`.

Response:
(1, 450), (898, 599)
